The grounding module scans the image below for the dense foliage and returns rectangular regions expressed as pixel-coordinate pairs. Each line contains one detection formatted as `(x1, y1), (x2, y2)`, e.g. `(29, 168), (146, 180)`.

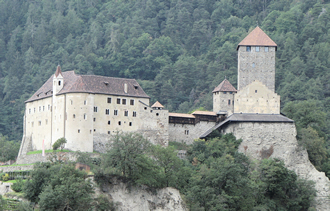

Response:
(90, 133), (316, 210)
(0, 0), (329, 176)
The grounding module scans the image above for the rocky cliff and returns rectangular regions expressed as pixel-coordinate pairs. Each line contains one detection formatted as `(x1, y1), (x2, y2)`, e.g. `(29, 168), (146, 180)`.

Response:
(222, 122), (330, 211)
(93, 178), (187, 211)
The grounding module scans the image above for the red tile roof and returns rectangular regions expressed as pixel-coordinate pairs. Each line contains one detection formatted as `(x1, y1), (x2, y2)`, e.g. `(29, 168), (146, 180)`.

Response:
(212, 79), (237, 93)
(151, 101), (164, 108)
(237, 26), (277, 50)
(26, 71), (150, 103)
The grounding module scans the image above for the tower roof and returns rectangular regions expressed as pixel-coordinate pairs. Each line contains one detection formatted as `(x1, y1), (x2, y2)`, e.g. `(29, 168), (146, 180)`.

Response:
(237, 26), (277, 50)
(54, 65), (62, 77)
(151, 101), (164, 108)
(212, 79), (237, 93)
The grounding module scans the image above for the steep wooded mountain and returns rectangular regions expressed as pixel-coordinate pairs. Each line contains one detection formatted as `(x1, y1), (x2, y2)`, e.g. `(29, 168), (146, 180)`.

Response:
(0, 0), (330, 174)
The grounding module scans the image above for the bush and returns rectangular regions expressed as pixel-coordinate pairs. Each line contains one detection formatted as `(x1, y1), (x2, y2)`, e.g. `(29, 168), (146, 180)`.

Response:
(2, 173), (9, 181)
(11, 179), (25, 192)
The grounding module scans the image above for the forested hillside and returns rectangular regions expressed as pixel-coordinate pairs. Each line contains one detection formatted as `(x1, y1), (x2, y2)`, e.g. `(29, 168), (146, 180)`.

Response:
(0, 0), (330, 172)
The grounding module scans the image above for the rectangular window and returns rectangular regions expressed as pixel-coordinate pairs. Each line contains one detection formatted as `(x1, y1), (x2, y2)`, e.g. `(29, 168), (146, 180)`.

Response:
(133, 111), (137, 117)
(78, 129), (80, 133)
(122, 99), (126, 105)
(43, 106), (45, 111)
(73, 114), (76, 118)
(84, 100), (87, 105)
(265, 47), (269, 52)
(105, 109), (109, 115)
(256, 46), (260, 52)
(48, 105), (50, 110)
(94, 107), (98, 112)
(114, 110), (118, 115)
(45, 119), (48, 125)
(39, 106), (41, 112)
(129, 122), (132, 126)
(93, 118), (96, 122)
(29, 109), (31, 114)
(118, 121), (121, 125)
(108, 120), (111, 125)
(84, 114), (87, 120)
(34, 108), (36, 113)
(246, 46), (251, 52)
(107, 97), (111, 103)
(124, 111), (128, 116)
(130, 99), (134, 105)
(108, 131), (111, 134)
(228, 100), (231, 105)
(117, 98), (121, 104)
(32, 122), (34, 127)
(38, 121), (41, 126)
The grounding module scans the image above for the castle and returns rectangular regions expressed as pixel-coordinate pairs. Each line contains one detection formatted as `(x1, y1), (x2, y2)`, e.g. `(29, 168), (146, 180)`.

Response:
(18, 26), (289, 154)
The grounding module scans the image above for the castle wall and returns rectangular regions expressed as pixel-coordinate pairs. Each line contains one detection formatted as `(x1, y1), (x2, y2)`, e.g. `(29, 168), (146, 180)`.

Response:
(221, 122), (330, 211)
(238, 46), (275, 92)
(234, 81), (280, 114)
(169, 121), (216, 145)
(25, 97), (53, 151)
(64, 93), (94, 152)
(137, 103), (169, 146)
(213, 91), (235, 114)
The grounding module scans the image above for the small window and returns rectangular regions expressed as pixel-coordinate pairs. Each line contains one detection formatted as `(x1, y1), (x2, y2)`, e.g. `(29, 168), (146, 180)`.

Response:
(43, 106), (45, 111)
(252, 63), (255, 68)
(246, 46), (251, 52)
(256, 46), (260, 52)
(133, 111), (137, 117)
(114, 110), (118, 115)
(58, 81), (61, 86)
(70, 100), (73, 105)
(129, 122), (132, 126)
(130, 100), (134, 105)
(118, 121), (121, 125)
(108, 121), (111, 125)
(223, 92), (227, 94)
(45, 119), (48, 125)
(38, 121), (41, 126)
(105, 109), (110, 115)
(94, 107), (98, 112)
(228, 100), (231, 105)
(122, 99), (126, 105)
(94, 129), (96, 132)
(73, 114), (76, 118)
(84, 100), (87, 105)
(84, 114), (87, 120)
(29, 109), (31, 114)
(124, 111), (128, 116)
(156, 113), (159, 116)
(229, 92), (232, 94)
(34, 108), (36, 113)
(78, 129), (80, 133)
(39, 106), (41, 112)
(255, 90), (257, 93)
(93, 118), (96, 122)
(108, 131), (111, 134)
(32, 122), (34, 127)
(117, 98), (121, 104)
(265, 47), (269, 52)
(144, 107), (147, 110)
(48, 105), (50, 110)
(107, 97), (111, 103)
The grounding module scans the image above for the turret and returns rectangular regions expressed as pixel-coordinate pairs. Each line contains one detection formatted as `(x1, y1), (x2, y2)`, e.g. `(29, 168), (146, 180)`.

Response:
(53, 65), (64, 94)
(237, 26), (277, 92)
(212, 79), (237, 114)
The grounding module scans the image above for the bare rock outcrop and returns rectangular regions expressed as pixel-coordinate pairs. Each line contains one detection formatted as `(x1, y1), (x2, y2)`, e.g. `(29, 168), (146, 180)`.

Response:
(93, 178), (187, 211)
(223, 122), (330, 211)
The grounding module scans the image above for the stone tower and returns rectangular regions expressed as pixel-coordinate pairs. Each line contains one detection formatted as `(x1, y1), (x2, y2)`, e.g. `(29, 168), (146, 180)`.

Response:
(237, 26), (277, 92)
(212, 79), (237, 114)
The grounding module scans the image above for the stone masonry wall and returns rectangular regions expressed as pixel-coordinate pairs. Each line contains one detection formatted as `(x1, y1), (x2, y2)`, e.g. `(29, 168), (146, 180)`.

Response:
(222, 122), (330, 211)
(169, 121), (216, 145)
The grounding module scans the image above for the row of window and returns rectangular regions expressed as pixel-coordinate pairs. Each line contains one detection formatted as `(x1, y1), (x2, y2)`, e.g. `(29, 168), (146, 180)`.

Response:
(94, 108), (137, 117)
(29, 105), (51, 114)
(108, 97), (135, 106)
(246, 46), (269, 52)
(76, 121), (133, 134)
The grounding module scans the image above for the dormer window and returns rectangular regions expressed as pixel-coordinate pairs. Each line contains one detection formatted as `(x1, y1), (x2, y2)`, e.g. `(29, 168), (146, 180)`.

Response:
(246, 46), (251, 52)
(134, 85), (138, 89)
(104, 82), (109, 86)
